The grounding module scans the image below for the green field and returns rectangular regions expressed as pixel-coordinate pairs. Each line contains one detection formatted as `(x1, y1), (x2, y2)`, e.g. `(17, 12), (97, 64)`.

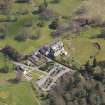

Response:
(0, 71), (42, 105)
(64, 37), (105, 65)
(0, 82), (40, 105)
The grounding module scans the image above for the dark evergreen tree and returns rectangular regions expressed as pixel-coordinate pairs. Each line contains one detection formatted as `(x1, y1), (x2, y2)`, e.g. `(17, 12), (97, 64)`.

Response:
(93, 58), (97, 67)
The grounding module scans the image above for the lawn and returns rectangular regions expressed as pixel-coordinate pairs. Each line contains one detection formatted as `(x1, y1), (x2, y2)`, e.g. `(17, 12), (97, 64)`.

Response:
(49, 0), (82, 17)
(63, 37), (105, 65)
(35, 0), (82, 17)
(93, 39), (105, 62)
(79, 26), (101, 38)
(0, 82), (40, 105)
(0, 53), (6, 68)
(0, 72), (41, 105)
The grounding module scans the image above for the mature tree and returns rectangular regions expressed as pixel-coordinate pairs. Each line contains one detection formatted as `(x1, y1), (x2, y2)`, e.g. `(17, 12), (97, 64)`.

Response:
(52, 0), (61, 3)
(49, 19), (59, 29)
(14, 28), (29, 41)
(15, 34), (28, 41)
(2, 45), (22, 61)
(16, 0), (31, 3)
(93, 57), (97, 67)
(38, 3), (47, 13)
(84, 60), (90, 71)
(44, 0), (48, 8)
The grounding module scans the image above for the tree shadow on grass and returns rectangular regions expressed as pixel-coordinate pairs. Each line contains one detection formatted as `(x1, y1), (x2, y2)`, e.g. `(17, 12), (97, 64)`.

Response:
(7, 79), (20, 84)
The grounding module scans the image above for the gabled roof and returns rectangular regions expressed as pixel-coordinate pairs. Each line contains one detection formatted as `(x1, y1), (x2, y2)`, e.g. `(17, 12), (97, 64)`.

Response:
(51, 41), (64, 51)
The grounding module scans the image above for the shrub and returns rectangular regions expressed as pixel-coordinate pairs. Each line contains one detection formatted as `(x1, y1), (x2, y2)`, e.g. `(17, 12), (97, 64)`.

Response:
(0, 66), (9, 73)
(15, 0), (31, 3)
(37, 21), (45, 27)
(14, 34), (28, 41)
(24, 20), (32, 27)
(29, 34), (40, 40)
(51, 0), (61, 3)
(49, 19), (59, 30)
(0, 34), (6, 40)
(97, 28), (105, 38)
(16, 8), (29, 15)
(38, 4), (47, 13)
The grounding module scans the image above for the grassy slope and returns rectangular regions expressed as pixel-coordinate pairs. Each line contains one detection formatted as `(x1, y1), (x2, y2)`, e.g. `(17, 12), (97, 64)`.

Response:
(0, 82), (40, 105)
(64, 37), (105, 65)
(0, 71), (42, 105)
(49, 0), (82, 17)
(35, 0), (82, 16)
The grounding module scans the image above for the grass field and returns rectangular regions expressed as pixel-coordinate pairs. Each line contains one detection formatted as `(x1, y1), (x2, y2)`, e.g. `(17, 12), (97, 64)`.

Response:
(79, 27), (101, 38)
(34, 0), (82, 16)
(0, 71), (42, 105)
(64, 37), (105, 65)
(49, 0), (82, 17)
(0, 82), (40, 105)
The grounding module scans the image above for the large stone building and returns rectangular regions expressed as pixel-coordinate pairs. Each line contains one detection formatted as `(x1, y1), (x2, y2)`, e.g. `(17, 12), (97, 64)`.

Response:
(39, 41), (67, 58)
